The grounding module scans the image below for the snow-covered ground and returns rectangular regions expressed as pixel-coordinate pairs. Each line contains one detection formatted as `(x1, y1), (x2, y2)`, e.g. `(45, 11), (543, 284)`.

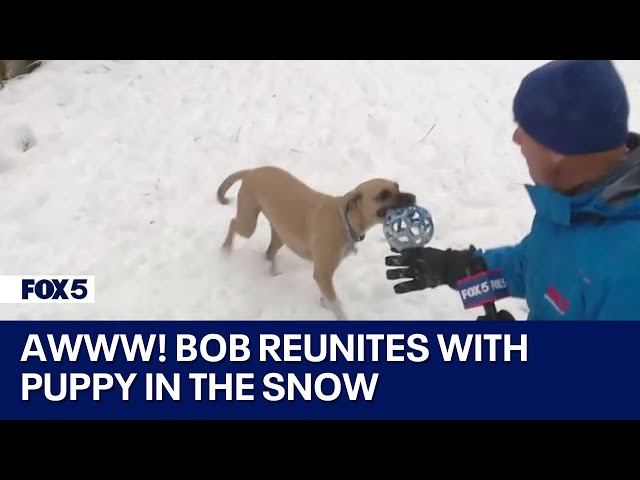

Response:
(1, 60), (639, 320)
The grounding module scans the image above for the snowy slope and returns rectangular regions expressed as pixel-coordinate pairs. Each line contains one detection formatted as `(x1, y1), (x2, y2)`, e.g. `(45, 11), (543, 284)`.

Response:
(1, 60), (639, 321)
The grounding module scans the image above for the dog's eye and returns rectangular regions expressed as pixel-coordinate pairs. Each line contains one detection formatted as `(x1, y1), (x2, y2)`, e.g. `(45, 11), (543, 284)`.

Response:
(376, 189), (392, 201)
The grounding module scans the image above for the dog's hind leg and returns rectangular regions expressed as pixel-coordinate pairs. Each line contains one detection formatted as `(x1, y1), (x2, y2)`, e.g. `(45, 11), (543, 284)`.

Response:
(265, 225), (284, 276)
(221, 219), (237, 254)
(221, 186), (260, 253)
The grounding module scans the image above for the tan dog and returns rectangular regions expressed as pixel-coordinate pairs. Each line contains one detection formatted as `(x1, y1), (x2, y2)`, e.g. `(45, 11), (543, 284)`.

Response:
(217, 166), (416, 320)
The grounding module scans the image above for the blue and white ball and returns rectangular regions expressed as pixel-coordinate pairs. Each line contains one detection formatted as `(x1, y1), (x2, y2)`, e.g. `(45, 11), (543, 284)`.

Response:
(383, 205), (435, 251)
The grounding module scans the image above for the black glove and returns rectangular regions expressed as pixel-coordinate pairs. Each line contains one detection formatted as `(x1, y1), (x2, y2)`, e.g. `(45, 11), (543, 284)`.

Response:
(385, 245), (484, 294)
(476, 309), (515, 321)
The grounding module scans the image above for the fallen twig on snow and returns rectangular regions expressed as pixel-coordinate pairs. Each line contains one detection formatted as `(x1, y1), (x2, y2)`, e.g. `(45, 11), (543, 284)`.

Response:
(419, 123), (436, 143)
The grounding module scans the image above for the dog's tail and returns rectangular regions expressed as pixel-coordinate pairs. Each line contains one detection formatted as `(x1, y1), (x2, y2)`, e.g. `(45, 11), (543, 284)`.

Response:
(217, 169), (250, 205)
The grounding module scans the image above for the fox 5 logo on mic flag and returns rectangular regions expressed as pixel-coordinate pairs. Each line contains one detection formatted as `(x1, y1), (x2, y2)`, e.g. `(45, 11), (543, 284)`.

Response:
(0, 276), (95, 303)
(457, 270), (509, 310)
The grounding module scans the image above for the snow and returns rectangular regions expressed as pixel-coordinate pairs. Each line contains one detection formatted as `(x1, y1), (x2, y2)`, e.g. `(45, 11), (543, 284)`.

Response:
(1, 60), (638, 321)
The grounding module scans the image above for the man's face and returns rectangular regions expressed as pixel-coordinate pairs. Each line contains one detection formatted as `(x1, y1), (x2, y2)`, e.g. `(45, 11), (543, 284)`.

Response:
(512, 125), (561, 187)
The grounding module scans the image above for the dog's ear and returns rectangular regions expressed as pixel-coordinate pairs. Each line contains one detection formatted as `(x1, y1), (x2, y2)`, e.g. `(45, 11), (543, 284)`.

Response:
(342, 189), (362, 212)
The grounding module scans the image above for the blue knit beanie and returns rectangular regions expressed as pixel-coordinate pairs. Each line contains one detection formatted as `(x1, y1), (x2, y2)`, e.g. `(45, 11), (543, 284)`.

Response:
(513, 60), (629, 155)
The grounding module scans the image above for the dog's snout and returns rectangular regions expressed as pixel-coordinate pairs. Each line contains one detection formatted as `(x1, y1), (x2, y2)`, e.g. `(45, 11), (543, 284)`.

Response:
(396, 192), (416, 206)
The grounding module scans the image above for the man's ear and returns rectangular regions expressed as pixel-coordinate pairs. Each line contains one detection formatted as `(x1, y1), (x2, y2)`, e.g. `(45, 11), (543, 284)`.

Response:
(342, 189), (362, 212)
(550, 151), (565, 165)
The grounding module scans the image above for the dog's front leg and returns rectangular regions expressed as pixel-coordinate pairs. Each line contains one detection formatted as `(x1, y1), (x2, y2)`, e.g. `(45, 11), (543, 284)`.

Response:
(312, 258), (347, 321)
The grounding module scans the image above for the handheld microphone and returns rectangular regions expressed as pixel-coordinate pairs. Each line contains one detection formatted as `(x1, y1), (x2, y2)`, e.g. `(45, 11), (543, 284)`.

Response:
(382, 205), (435, 252)
(456, 261), (510, 320)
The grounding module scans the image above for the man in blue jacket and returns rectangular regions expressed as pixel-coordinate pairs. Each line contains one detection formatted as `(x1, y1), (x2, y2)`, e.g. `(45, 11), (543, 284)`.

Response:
(385, 60), (640, 320)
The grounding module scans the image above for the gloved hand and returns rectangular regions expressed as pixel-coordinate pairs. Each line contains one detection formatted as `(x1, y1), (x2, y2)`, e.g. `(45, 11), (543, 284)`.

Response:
(385, 245), (482, 294)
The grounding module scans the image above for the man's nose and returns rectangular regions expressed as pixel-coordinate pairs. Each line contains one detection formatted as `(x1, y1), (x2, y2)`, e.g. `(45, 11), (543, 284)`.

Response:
(512, 126), (522, 145)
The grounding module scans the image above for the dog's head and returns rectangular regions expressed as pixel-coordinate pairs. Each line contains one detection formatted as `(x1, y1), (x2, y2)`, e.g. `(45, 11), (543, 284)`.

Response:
(342, 178), (417, 231)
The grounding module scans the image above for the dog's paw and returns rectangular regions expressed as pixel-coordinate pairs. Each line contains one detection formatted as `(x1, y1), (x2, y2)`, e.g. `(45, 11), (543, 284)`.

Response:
(320, 296), (329, 310)
(269, 264), (283, 277)
(220, 244), (232, 256)
(320, 297), (348, 320)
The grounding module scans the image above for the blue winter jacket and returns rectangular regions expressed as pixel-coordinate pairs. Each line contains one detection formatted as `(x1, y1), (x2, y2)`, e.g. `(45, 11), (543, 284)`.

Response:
(477, 136), (640, 320)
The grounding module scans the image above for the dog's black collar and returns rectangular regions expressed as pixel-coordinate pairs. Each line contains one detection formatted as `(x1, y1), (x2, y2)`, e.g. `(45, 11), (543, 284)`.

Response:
(346, 221), (365, 244)
(339, 205), (364, 245)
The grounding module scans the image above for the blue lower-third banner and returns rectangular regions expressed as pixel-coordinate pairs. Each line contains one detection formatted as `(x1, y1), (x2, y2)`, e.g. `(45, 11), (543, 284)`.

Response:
(1, 320), (639, 420)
